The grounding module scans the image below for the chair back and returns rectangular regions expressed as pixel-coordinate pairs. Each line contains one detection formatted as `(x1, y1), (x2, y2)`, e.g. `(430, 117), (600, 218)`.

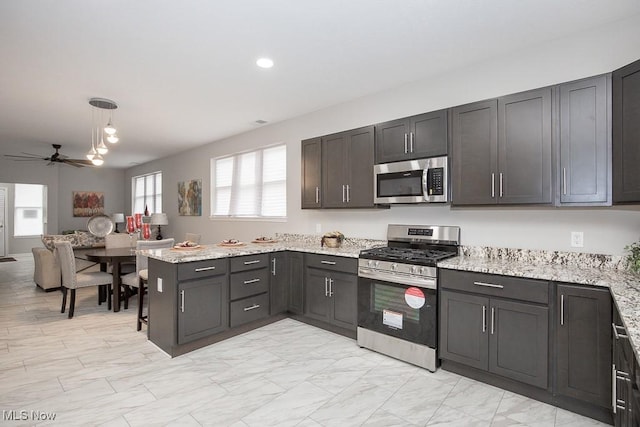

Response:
(136, 238), (175, 276)
(54, 241), (77, 289)
(106, 233), (136, 249)
(185, 233), (201, 244)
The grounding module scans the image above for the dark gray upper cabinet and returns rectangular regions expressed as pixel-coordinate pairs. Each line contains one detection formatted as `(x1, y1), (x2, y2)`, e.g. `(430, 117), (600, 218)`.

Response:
(556, 283), (611, 408)
(301, 137), (322, 209)
(558, 75), (611, 205)
(322, 126), (376, 208)
(613, 58), (640, 203)
(375, 110), (448, 164)
(451, 88), (553, 205)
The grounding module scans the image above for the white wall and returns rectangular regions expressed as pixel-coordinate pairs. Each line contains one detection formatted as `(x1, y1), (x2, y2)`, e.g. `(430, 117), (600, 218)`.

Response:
(126, 15), (640, 256)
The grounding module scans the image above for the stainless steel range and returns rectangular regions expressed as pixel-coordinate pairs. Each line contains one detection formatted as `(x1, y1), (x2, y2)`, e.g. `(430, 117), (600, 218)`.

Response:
(357, 224), (460, 372)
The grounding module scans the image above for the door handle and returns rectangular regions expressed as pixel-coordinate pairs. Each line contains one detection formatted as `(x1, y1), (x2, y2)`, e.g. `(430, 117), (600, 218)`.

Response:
(243, 278), (261, 285)
(491, 307), (495, 335)
(474, 281), (503, 289)
(560, 294), (564, 326)
(324, 277), (328, 297)
(194, 266), (215, 272)
(180, 290), (185, 313)
(342, 185), (346, 203)
(328, 278), (334, 297)
(244, 260), (261, 265)
(404, 133), (408, 153)
(271, 258), (276, 275)
(346, 184), (350, 203)
(409, 132), (414, 153)
(613, 323), (629, 339)
(562, 167), (567, 195)
(315, 187), (320, 204)
(320, 260), (336, 265)
(499, 173), (504, 198)
(491, 173), (495, 198)
(482, 305), (487, 333)
(243, 304), (260, 312)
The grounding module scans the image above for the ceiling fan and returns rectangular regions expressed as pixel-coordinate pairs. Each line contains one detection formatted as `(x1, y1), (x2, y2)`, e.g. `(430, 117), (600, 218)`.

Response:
(4, 144), (94, 167)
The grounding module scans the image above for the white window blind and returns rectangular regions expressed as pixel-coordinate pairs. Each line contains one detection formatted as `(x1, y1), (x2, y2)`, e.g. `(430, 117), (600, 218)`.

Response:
(212, 144), (286, 218)
(14, 183), (45, 236)
(132, 171), (162, 214)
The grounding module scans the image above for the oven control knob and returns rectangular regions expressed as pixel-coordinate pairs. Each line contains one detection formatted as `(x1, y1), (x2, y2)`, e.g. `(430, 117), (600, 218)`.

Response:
(420, 267), (427, 275)
(375, 261), (380, 268)
(410, 266), (417, 274)
(391, 263), (398, 271)
(367, 260), (374, 267)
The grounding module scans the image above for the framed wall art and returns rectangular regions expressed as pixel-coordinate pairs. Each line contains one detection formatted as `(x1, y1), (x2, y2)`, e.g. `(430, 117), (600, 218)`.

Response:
(73, 191), (104, 217)
(178, 179), (202, 216)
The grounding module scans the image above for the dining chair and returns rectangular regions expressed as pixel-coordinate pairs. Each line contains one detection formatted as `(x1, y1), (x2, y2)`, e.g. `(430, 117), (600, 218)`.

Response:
(54, 241), (114, 318)
(185, 233), (201, 244)
(122, 238), (175, 331)
(104, 232), (138, 308)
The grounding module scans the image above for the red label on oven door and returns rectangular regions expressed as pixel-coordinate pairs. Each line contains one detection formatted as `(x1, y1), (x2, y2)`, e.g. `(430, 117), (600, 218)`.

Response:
(405, 287), (425, 309)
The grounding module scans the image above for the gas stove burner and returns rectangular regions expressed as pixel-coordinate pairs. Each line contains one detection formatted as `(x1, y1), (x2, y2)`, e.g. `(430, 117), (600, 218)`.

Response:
(359, 246), (458, 267)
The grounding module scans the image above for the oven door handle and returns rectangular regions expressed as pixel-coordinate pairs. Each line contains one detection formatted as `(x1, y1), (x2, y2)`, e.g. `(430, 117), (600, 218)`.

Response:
(358, 267), (436, 289)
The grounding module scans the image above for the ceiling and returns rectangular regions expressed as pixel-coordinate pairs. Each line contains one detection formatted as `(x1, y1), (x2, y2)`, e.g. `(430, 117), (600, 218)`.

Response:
(2, 0), (640, 169)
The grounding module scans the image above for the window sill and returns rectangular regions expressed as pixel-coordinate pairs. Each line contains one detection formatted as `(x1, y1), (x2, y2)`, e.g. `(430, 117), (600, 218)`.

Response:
(209, 216), (287, 223)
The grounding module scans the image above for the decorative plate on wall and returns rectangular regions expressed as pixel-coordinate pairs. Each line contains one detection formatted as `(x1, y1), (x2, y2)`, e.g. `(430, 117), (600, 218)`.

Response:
(87, 214), (114, 237)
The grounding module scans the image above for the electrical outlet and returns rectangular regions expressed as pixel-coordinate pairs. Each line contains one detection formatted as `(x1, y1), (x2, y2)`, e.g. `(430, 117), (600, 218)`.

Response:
(570, 231), (584, 248)
(316, 223), (322, 233)
(157, 277), (163, 292)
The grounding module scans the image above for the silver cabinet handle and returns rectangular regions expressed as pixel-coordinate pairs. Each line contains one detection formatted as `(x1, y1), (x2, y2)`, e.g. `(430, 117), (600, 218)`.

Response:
(315, 187), (320, 204)
(562, 167), (567, 195)
(244, 260), (261, 265)
(613, 364), (617, 413)
(342, 184), (346, 203)
(243, 278), (260, 285)
(180, 290), (185, 313)
(482, 305), (487, 333)
(473, 281), (503, 289)
(491, 307), (495, 335)
(328, 278), (334, 297)
(560, 294), (564, 326)
(613, 323), (629, 339)
(324, 277), (328, 296)
(346, 184), (350, 203)
(404, 133), (408, 153)
(195, 266), (216, 272)
(409, 132), (414, 153)
(243, 304), (260, 312)
(491, 173), (495, 198)
(271, 258), (276, 275)
(499, 173), (504, 198)
(321, 260), (336, 265)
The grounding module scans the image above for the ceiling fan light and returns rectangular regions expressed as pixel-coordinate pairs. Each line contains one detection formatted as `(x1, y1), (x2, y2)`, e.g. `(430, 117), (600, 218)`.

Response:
(91, 153), (104, 166)
(107, 134), (119, 144)
(104, 121), (117, 135)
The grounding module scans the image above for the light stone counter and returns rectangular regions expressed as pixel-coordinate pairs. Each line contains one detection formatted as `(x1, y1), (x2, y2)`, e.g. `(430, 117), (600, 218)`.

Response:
(438, 246), (640, 362)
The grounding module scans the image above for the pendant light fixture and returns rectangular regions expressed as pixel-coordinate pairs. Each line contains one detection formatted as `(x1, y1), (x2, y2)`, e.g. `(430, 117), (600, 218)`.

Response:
(87, 98), (120, 166)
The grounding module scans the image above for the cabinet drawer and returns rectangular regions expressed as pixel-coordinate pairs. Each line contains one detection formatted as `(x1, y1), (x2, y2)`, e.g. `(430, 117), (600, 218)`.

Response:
(230, 254), (269, 273)
(440, 269), (548, 304)
(230, 292), (269, 328)
(178, 258), (228, 281)
(230, 268), (270, 301)
(305, 253), (357, 274)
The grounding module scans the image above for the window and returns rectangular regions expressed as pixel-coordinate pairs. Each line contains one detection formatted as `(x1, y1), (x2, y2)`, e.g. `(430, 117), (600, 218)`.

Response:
(132, 171), (162, 214)
(14, 184), (46, 236)
(211, 144), (286, 218)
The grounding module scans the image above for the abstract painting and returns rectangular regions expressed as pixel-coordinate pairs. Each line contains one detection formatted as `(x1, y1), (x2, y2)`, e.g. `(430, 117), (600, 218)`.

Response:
(178, 179), (202, 216)
(73, 191), (104, 217)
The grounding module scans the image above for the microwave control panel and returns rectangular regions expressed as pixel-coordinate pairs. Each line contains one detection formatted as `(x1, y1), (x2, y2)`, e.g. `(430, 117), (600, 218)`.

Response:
(427, 168), (444, 196)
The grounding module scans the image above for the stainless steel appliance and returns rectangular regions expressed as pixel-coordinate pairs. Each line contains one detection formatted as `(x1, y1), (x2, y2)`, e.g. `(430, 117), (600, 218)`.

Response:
(357, 224), (460, 372)
(373, 156), (448, 204)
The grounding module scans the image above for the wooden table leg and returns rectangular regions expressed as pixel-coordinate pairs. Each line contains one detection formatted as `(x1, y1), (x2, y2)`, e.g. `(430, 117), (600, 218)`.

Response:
(112, 261), (121, 312)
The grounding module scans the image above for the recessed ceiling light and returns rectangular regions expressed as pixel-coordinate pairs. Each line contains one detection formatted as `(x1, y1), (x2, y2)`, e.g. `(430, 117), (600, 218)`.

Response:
(256, 57), (274, 69)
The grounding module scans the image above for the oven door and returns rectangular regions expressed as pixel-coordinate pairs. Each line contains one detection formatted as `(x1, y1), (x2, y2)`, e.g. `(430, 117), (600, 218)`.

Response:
(358, 275), (437, 348)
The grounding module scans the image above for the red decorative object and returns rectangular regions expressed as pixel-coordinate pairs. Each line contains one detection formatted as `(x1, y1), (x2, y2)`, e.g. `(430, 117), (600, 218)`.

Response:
(134, 213), (143, 229)
(126, 216), (135, 234)
(142, 223), (151, 240)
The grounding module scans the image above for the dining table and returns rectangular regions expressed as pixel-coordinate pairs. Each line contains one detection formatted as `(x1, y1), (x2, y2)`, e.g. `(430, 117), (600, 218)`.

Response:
(85, 247), (136, 312)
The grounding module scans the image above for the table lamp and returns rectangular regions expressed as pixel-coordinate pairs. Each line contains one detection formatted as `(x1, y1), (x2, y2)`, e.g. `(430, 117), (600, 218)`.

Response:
(150, 213), (169, 240)
(112, 213), (125, 233)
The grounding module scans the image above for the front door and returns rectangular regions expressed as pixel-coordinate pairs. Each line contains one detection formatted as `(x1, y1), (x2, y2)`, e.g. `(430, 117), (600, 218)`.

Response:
(0, 187), (6, 257)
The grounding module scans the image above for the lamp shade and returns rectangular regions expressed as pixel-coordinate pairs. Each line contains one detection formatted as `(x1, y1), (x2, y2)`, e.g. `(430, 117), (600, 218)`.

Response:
(150, 213), (169, 226)
(112, 213), (125, 223)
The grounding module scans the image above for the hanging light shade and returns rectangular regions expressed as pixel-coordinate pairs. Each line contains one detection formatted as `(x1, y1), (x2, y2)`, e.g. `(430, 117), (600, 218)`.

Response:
(88, 97), (120, 165)
(104, 120), (117, 135)
(107, 133), (119, 144)
(96, 135), (109, 155)
(91, 152), (104, 166)
(86, 144), (97, 160)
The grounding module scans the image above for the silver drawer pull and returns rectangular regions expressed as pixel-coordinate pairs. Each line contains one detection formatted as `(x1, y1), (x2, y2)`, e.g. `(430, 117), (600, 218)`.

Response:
(243, 278), (261, 285)
(244, 260), (261, 265)
(613, 323), (629, 339)
(243, 304), (260, 312)
(473, 281), (504, 289)
(195, 266), (216, 272)
(180, 290), (185, 313)
(321, 260), (336, 265)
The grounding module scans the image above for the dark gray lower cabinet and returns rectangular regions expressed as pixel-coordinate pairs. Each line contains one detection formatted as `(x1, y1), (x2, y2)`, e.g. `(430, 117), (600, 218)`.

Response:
(613, 306), (640, 427)
(178, 275), (228, 344)
(269, 252), (288, 315)
(287, 252), (304, 315)
(305, 264), (357, 331)
(556, 284), (612, 408)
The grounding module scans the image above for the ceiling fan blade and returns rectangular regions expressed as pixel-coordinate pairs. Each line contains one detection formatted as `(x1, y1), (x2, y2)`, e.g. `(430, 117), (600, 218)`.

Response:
(4, 154), (46, 159)
(61, 158), (93, 167)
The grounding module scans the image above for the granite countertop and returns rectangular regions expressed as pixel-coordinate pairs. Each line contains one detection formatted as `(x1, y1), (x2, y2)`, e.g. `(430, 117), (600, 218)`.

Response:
(438, 247), (640, 363)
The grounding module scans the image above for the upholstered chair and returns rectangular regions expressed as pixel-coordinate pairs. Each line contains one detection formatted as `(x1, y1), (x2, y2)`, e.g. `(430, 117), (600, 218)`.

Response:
(122, 238), (175, 330)
(54, 241), (113, 318)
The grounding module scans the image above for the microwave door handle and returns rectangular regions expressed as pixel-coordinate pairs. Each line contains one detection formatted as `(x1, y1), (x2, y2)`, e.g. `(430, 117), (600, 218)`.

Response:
(422, 167), (429, 200)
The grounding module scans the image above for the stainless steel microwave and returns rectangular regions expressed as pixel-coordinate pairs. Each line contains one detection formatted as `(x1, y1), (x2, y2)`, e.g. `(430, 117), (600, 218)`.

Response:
(374, 156), (448, 204)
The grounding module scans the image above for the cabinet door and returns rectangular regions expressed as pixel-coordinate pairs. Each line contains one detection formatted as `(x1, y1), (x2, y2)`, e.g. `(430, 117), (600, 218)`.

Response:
(178, 276), (228, 344)
(559, 75), (611, 204)
(322, 132), (347, 207)
(498, 88), (553, 204)
(556, 284), (612, 407)
(410, 110), (448, 159)
(439, 290), (489, 370)
(329, 271), (357, 331)
(613, 59), (640, 203)
(269, 252), (288, 315)
(301, 138), (322, 208)
(345, 126), (375, 208)
(451, 99), (498, 205)
(375, 118), (410, 164)
(288, 252), (304, 315)
(304, 268), (331, 322)
(489, 299), (548, 388)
